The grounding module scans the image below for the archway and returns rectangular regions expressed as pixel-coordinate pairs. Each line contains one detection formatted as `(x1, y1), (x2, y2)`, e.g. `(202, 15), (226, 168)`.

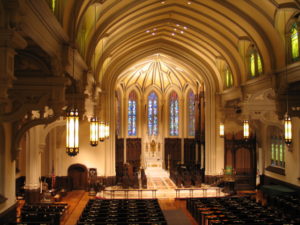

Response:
(68, 164), (88, 190)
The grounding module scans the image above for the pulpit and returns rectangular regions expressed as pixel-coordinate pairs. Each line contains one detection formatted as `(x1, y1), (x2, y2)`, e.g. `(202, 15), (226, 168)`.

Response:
(223, 167), (236, 194)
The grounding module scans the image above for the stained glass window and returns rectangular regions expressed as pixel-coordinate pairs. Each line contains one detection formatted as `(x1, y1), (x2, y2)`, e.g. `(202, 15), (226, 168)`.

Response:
(270, 129), (285, 168)
(128, 91), (137, 136)
(250, 53), (256, 77)
(169, 91), (179, 136)
(148, 92), (158, 136)
(248, 47), (263, 78)
(188, 90), (195, 136)
(257, 54), (262, 74)
(224, 67), (233, 88)
(291, 22), (299, 60)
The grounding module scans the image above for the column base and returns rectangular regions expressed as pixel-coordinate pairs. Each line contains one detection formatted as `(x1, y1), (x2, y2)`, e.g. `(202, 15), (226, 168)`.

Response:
(24, 188), (41, 203)
(0, 202), (17, 224)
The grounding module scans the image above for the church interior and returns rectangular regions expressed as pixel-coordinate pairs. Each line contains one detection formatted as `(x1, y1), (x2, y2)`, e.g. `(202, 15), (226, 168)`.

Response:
(1, 0), (300, 224)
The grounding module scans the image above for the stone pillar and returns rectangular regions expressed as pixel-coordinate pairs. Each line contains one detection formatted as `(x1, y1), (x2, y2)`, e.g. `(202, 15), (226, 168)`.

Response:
(180, 98), (184, 164)
(24, 125), (44, 203)
(0, 122), (17, 219)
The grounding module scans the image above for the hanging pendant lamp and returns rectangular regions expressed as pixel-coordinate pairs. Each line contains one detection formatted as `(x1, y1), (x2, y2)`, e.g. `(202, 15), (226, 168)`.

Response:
(99, 121), (105, 142)
(219, 122), (224, 138)
(105, 122), (110, 139)
(284, 113), (292, 146)
(66, 108), (79, 156)
(243, 120), (249, 140)
(90, 116), (99, 146)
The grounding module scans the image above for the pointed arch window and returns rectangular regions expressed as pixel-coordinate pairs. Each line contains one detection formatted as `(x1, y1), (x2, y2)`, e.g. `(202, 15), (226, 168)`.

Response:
(269, 127), (285, 168)
(248, 46), (263, 78)
(290, 22), (299, 61)
(188, 90), (195, 136)
(169, 91), (179, 136)
(128, 91), (137, 136)
(148, 92), (158, 136)
(224, 66), (233, 88)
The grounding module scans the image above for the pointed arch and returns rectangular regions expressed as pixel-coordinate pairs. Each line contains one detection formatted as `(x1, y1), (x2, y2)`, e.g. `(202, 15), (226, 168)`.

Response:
(247, 44), (263, 78)
(147, 91), (158, 136)
(128, 90), (137, 136)
(169, 90), (179, 136)
(187, 89), (195, 137)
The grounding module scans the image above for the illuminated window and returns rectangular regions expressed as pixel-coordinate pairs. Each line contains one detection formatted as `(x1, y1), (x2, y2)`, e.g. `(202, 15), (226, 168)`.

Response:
(148, 92), (158, 136)
(128, 91), (137, 136)
(188, 90), (195, 136)
(248, 46), (263, 78)
(224, 67), (233, 88)
(270, 127), (285, 168)
(290, 22), (299, 60)
(169, 91), (179, 136)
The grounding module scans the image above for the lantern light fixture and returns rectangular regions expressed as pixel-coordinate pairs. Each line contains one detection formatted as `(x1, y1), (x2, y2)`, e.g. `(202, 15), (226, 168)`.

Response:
(105, 122), (110, 139)
(99, 121), (106, 142)
(243, 120), (249, 140)
(283, 11), (292, 146)
(219, 122), (224, 138)
(66, 108), (79, 156)
(284, 113), (292, 146)
(90, 116), (99, 146)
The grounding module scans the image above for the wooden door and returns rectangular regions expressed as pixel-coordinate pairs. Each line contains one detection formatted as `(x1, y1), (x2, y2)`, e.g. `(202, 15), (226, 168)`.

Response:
(68, 164), (87, 190)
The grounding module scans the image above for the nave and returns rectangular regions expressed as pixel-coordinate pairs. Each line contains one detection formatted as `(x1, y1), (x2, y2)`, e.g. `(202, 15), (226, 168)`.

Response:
(13, 188), (300, 225)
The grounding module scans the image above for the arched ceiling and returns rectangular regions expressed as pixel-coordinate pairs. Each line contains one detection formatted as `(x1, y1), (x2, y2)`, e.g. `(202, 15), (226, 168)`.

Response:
(117, 53), (198, 93)
(64, 0), (300, 92)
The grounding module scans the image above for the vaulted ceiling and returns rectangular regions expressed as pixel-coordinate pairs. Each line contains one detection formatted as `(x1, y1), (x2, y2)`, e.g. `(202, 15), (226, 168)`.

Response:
(61, 0), (300, 92)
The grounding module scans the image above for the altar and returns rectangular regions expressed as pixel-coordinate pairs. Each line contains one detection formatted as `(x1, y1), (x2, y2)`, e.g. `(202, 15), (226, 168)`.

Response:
(143, 139), (163, 168)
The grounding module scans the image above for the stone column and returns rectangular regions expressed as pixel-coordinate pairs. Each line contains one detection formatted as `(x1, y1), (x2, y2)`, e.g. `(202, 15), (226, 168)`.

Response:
(180, 98), (184, 164)
(24, 125), (44, 203)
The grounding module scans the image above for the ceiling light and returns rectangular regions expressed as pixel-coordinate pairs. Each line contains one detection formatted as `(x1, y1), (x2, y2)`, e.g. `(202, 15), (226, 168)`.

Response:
(187, 1), (192, 5)
(152, 32), (156, 35)
(146, 30), (150, 33)
(171, 33), (175, 36)
(180, 30), (184, 34)
(183, 26), (188, 30)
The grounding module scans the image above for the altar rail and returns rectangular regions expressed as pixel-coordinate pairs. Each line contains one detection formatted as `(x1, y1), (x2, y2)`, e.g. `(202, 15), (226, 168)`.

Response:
(175, 187), (222, 198)
(103, 189), (157, 199)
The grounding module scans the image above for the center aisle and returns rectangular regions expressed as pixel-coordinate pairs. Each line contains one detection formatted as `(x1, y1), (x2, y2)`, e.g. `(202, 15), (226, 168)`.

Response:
(61, 190), (90, 225)
(159, 199), (197, 225)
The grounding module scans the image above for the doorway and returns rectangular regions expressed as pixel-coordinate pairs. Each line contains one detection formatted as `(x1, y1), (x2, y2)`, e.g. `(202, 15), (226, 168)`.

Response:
(68, 164), (88, 190)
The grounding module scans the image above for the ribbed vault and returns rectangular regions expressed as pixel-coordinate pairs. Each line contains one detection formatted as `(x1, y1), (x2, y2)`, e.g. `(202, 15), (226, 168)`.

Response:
(61, 0), (300, 92)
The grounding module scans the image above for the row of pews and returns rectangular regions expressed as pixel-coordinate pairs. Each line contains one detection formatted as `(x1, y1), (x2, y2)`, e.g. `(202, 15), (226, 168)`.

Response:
(170, 164), (203, 188)
(10, 203), (68, 225)
(187, 197), (293, 225)
(77, 199), (167, 225)
(268, 194), (300, 223)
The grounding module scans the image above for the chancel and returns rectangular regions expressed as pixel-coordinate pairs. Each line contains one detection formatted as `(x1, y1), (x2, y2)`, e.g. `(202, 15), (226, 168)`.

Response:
(1, 0), (300, 224)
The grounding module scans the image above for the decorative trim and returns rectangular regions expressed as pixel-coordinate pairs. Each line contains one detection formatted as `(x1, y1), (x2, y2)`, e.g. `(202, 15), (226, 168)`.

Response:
(265, 166), (285, 176)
